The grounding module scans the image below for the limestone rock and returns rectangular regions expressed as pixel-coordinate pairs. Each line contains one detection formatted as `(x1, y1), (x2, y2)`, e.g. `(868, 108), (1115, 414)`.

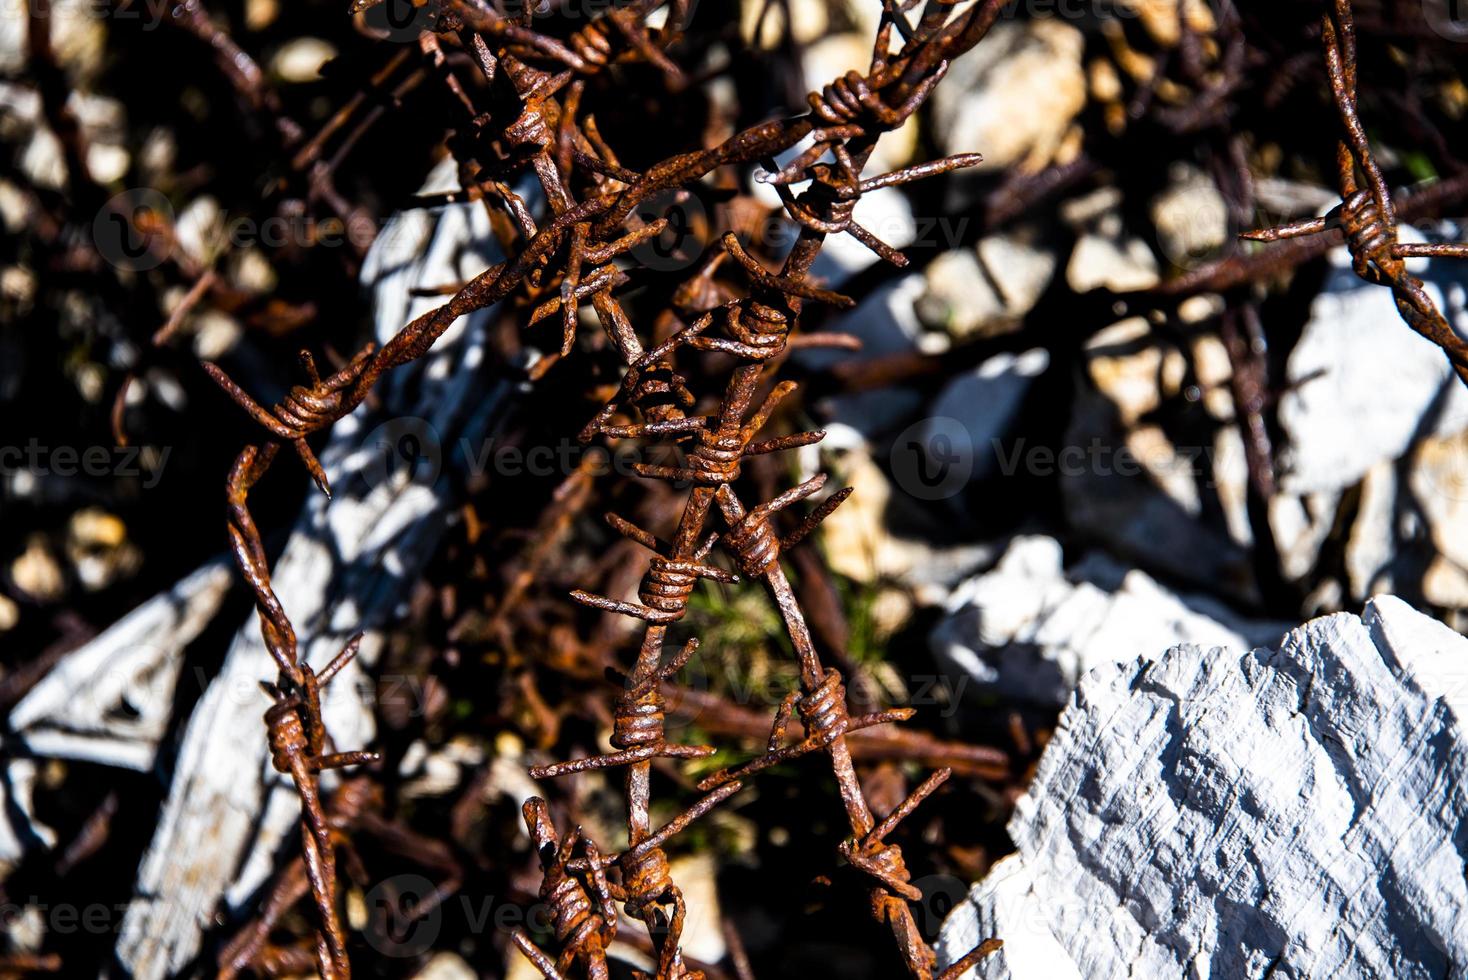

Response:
(1116, 0), (1217, 47)
(11, 534), (64, 603)
(0, 0), (105, 83)
(10, 559), (233, 772)
(914, 348), (1050, 487)
(742, 0), (829, 47)
(269, 37), (337, 83)
(916, 230), (1057, 343)
(65, 507), (142, 592)
(818, 428), (994, 602)
(1061, 318), (1256, 600)
(1277, 224), (1468, 497)
(1067, 223), (1161, 293)
(931, 536), (1287, 706)
(1150, 164), (1229, 271)
(931, 20), (1087, 173)
(938, 596), (1468, 979)
(416, 952), (475, 980)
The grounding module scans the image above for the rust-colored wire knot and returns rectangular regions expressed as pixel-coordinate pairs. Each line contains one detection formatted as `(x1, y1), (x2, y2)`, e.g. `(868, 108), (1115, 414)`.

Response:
(683, 298), (796, 363)
(839, 768), (950, 900)
(566, 7), (685, 86)
(565, 782), (742, 980)
(205, 346), (376, 498)
(261, 635), (380, 980)
(263, 636), (380, 780)
(1338, 182), (1403, 285)
(618, 848), (695, 980)
(808, 66), (947, 129)
(500, 55), (569, 155)
(837, 767), (1008, 980)
(570, 515), (735, 625)
(619, 379), (828, 489)
(578, 311), (716, 442)
(718, 475), (853, 579)
(529, 636), (716, 776)
(1241, 0), (1468, 385)
(697, 667), (912, 791)
(514, 798), (618, 980)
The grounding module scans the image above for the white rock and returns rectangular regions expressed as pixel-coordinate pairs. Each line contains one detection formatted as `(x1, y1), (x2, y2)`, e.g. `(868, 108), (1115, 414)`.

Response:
(10, 559), (233, 772)
(1150, 163), (1228, 271)
(1062, 319), (1255, 599)
(65, 507), (141, 592)
(269, 37), (336, 83)
(819, 435), (994, 600)
(1278, 223), (1468, 496)
(931, 20), (1086, 173)
(916, 231), (1057, 342)
(415, 952), (475, 980)
(916, 250), (990, 342)
(803, 274), (928, 440)
(0, 0), (104, 82)
(1328, 428), (1468, 612)
(1115, 0), (1216, 47)
(0, 759), (55, 874)
(938, 595), (1468, 979)
(397, 736), (485, 799)
(1067, 224), (1160, 292)
(741, 0), (828, 47)
(916, 348), (1049, 486)
(932, 536), (1287, 705)
(173, 196), (226, 266)
(11, 534), (64, 603)
(1269, 489), (1343, 585)
(2, 87), (126, 189)
(115, 159), (528, 978)
(1412, 429), (1468, 608)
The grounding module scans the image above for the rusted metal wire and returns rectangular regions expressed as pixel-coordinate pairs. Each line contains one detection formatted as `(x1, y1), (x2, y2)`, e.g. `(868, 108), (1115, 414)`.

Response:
(520, 3), (1006, 976)
(1242, 0), (1468, 387)
(199, 1), (1013, 974)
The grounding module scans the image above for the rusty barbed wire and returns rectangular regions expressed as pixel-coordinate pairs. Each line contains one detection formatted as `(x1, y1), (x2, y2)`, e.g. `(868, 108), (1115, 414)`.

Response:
(534, 2), (1008, 975)
(196, 0), (1015, 975)
(1242, 0), (1468, 387)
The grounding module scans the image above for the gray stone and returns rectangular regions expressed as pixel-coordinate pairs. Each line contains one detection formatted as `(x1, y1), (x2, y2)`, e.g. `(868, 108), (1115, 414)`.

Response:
(1277, 224), (1468, 497)
(931, 20), (1086, 173)
(932, 536), (1287, 706)
(938, 596), (1468, 979)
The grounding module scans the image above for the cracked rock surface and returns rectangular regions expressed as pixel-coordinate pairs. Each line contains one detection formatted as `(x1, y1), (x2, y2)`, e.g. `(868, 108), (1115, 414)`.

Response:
(938, 595), (1468, 979)
(931, 536), (1287, 706)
